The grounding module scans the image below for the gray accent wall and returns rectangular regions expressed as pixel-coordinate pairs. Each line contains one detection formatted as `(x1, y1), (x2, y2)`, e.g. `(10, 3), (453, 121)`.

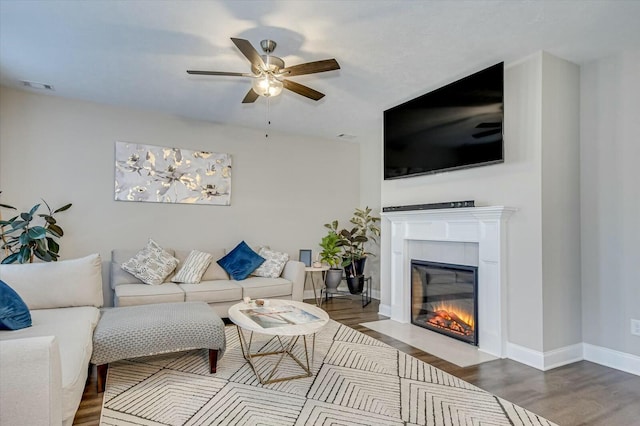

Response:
(0, 87), (361, 307)
(540, 53), (582, 351)
(580, 52), (640, 357)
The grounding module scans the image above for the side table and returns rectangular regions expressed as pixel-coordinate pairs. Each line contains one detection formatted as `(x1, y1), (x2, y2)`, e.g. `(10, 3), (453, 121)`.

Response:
(304, 265), (329, 306)
(321, 276), (372, 308)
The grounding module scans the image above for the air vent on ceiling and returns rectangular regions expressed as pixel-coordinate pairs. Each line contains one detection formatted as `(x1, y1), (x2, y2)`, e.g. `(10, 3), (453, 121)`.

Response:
(21, 80), (54, 91)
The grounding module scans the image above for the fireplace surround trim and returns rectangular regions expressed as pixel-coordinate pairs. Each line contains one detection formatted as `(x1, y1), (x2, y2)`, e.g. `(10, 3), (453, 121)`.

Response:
(381, 206), (515, 358)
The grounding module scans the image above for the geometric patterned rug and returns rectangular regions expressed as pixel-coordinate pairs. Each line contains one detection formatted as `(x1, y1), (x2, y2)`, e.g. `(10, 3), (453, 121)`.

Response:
(99, 320), (557, 426)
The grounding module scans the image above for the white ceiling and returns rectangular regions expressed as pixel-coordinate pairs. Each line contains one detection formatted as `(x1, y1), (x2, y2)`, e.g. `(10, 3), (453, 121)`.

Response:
(1, 0), (639, 144)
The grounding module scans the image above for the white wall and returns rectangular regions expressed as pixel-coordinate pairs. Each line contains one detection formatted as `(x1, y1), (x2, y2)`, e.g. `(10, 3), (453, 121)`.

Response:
(0, 87), (360, 306)
(581, 51), (640, 357)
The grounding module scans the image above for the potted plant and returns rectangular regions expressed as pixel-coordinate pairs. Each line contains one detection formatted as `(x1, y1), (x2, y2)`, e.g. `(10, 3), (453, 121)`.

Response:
(0, 191), (72, 264)
(335, 207), (381, 294)
(318, 223), (344, 292)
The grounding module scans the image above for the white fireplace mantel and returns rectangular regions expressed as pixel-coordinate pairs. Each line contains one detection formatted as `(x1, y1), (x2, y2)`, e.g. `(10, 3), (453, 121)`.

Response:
(381, 206), (516, 358)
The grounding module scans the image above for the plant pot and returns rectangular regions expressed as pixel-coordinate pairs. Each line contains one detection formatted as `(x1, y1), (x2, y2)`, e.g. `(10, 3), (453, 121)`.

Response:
(324, 268), (343, 292)
(343, 256), (366, 278)
(346, 275), (364, 294)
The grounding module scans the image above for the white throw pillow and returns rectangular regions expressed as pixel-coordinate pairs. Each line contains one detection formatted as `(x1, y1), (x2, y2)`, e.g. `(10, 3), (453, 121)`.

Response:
(121, 239), (178, 285)
(171, 250), (213, 284)
(252, 247), (289, 278)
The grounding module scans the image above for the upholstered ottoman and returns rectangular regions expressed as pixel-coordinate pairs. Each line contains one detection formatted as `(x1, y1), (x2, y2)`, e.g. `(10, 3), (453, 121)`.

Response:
(91, 301), (226, 392)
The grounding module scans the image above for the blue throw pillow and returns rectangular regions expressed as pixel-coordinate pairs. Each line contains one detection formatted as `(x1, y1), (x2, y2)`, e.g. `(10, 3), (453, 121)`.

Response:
(217, 241), (265, 281)
(0, 279), (32, 330)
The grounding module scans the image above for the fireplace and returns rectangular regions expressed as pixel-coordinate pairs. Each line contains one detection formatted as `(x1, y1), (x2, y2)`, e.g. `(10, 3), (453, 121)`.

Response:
(411, 260), (478, 345)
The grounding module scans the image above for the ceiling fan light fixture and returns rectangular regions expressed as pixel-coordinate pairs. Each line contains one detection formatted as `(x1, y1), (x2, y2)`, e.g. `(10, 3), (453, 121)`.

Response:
(252, 74), (283, 97)
(187, 37), (340, 103)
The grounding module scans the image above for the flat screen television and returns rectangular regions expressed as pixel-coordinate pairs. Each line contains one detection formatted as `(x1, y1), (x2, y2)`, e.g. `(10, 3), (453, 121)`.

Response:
(384, 62), (504, 179)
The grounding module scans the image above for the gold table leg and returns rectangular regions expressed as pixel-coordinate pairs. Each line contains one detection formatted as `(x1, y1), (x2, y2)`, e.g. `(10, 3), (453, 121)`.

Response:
(236, 326), (313, 385)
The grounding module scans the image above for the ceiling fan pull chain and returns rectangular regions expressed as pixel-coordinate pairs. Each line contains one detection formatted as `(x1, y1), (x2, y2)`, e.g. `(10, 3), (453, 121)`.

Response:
(265, 97), (270, 138)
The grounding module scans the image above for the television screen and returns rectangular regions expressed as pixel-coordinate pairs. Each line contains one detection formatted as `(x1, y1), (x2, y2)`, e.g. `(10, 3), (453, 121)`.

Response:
(384, 62), (504, 179)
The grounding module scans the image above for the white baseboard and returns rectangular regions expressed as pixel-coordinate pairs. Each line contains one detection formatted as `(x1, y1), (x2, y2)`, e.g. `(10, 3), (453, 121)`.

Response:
(507, 342), (640, 376)
(507, 342), (545, 370)
(303, 289), (320, 301)
(379, 303), (391, 317)
(584, 343), (640, 376)
(507, 342), (583, 371)
(542, 343), (584, 370)
(370, 289), (381, 301)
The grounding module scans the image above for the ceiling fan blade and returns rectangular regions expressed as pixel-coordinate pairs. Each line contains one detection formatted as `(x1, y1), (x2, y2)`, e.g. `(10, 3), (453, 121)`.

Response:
(187, 70), (253, 77)
(231, 37), (266, 70)
(280, 59), (340, 77)
(283, 79), (325, 101)
(242, 89), (260, 104)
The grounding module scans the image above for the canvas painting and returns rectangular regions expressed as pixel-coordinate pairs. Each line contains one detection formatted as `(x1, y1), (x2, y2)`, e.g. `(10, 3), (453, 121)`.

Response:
(114, 141), (231, 205)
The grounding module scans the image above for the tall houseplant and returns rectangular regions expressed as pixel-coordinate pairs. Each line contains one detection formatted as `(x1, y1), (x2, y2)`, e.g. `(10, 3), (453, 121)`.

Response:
(336, 207), (381, 294)
(0, 192), (72, 264)
(318, 223), (344, 292)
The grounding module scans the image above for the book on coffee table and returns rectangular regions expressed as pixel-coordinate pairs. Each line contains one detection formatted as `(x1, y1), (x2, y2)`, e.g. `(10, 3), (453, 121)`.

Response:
(240, 305), (322, 329)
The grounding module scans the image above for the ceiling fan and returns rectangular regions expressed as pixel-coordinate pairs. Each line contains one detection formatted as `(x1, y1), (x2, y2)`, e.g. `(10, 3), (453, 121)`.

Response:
(187, 38), (340, 103)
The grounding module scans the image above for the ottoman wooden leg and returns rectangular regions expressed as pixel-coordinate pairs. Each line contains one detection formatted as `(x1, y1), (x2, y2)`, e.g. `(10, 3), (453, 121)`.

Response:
(209, 349), (218, 374)
(96, 364), (108, 393)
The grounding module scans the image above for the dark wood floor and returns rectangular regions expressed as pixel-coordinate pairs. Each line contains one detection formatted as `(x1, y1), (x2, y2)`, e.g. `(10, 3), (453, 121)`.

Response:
(74, 297), (640, 425)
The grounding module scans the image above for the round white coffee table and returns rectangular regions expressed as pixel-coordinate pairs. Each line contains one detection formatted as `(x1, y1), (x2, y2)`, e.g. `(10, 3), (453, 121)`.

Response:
(228, 299), (329, 384)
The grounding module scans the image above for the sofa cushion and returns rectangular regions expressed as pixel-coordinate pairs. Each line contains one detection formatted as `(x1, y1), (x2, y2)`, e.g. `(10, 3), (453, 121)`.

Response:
(114, 283), (185, 307)
(179, 281), (243, 304)
(237, 277), (293, 299)
(0, 280), (32, 330)
(252, 247), (289, 279)
(121, 239), (179, 285)
(0, 253), (104, 309)
(217, 241), (265, 281)
(0, 306), (99, 424)
(200, 249), (230, 281)
(171, 250), (212, 284)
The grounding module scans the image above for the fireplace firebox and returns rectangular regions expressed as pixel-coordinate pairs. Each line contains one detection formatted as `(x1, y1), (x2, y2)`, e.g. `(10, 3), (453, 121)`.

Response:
(411, 260), (478, 345)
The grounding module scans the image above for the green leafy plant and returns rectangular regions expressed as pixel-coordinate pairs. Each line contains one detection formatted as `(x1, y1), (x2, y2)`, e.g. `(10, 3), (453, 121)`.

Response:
(325, 207), (381, 277)
(318, 222), (343, 269)
(0, 192), (72, 264)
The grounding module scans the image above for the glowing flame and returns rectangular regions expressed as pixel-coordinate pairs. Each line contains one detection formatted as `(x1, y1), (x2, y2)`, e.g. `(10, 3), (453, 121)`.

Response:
(430, 303), (474, 329)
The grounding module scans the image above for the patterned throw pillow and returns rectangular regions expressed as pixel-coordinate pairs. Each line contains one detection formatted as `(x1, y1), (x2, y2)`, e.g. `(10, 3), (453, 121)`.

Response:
(121, 239), (178, 285)
(0, 279), (32, 330)
(252, 247), (290, 278)
(171, 250), (213, 284)
(217, 241), (265, 281)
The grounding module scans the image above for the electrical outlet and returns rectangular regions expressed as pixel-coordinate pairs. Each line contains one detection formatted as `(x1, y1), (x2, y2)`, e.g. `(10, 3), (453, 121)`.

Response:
(632, 319), (640, 336)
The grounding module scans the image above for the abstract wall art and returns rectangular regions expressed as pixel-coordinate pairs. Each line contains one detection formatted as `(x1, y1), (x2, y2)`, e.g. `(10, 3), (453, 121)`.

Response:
(114, 141), (232, 205)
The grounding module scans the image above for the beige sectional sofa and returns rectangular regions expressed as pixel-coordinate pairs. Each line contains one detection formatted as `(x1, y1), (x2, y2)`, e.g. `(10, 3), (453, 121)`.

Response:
(0, 254), (103, 426)
(110, 248), (306, 318)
